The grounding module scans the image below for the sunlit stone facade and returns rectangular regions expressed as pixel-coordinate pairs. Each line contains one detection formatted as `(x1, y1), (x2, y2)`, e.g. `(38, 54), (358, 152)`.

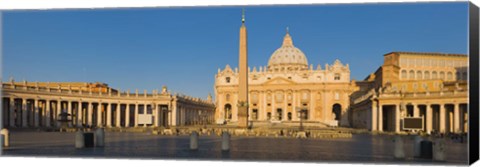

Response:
(1, 80), (215, 129)
(350, 52), (468, 134)
(215, 30), (356, 127)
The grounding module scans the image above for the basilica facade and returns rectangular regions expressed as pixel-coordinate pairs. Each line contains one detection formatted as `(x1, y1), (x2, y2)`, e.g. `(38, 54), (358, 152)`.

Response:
(214, 29), (356, 127)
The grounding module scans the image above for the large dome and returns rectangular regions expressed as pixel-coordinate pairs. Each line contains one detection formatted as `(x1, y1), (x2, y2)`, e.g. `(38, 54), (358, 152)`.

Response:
(267, 31), (308, 71)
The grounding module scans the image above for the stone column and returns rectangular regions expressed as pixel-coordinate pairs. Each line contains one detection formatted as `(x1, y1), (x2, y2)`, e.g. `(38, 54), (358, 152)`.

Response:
(187, 109), (191, 125)
(9, 98), (15, 127)
(188, 109), (192, 125)
(426, 104), (432, 134)
(378, 104), (383, 132)
(190, 109), (193, 125)
(45, 100), (51, 127)
(134, 103), (139, 127)
(180, 107), (184, 126)
(262, 92), (267, 121)
(159, 106), (164, 127)
(371, 101), (378, 131)
(309, 92), (315, 121)
(283, 93), (288, 121)
(106, 103), (112, 127)
(125, 104), (130, 127)
(292, 91), (298, 121)
(144, 104), (148, 127)
(154, 105), (159, 127)
(56, 100), (61, 127)
(97, 103), (103, 127)
(272, 96), (276, 121)
(413, 104), (419, 117)
(395, 104), (401, 133)
(116, 103), (121, 127)
(439, 104), (446, 133)
(181, 108), (185, 125)
(180, 108), (184, 125)
(67, 101), (72, 127)
(77, 101), (83, 128)
(34, 99), (40, 127)
(217, 93), (223, 121)
(171, 102), (177, 126)
(71, 102), (77, 127)
(22, 99), (28, 127)
(454, 103), (460, 133)
(184, 108), (187, 126)
(321, 91), (327, 122)
(186, 108), (189, 125)
(87, 102), (93, 126)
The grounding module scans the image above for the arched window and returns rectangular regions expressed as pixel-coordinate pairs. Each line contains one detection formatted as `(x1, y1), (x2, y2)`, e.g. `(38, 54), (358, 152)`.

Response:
(409, 70), (415, 79)
(456, 72), (461, 80)
(224, 104), (232, 120)
(226, 94), (230, 101)
(417, 71), (423, 80)
(432, 71), (438, 79)
(401, 70), (407, 79)
(424, 71), (430, 79)
(439, 72), (445, 80)
(447, 72), (453, 81)
(225, 77), (231, 83)
(334, 73), (341, 80)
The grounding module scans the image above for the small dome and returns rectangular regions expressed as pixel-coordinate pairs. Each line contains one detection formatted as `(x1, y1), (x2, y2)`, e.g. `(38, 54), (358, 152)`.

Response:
(267, 31), (308, 71)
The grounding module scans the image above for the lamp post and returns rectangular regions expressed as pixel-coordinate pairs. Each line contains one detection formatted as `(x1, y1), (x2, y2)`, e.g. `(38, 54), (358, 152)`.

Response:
(296, 107), (307, 131)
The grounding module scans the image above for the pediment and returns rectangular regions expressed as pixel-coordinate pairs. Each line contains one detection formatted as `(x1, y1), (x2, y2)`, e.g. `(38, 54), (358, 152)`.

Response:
(262, 77), (297, 85)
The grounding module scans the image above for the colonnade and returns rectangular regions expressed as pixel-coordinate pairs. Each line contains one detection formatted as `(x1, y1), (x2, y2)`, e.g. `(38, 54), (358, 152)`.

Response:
(178, 105), (211, 126)
(1, 82), (216, 129)
(1, 97), (175, 128)
(371, 101), (468, 134)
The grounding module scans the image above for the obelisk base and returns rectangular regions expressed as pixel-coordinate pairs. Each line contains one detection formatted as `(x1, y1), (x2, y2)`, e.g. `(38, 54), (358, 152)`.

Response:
(237, 106), (248, 128)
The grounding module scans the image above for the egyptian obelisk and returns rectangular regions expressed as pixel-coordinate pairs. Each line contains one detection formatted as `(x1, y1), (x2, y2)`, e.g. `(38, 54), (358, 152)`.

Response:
(237, 9), (249, 128)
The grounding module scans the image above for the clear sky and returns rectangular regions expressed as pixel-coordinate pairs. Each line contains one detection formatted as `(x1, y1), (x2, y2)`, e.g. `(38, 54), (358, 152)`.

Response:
(2, 2), (468, 99)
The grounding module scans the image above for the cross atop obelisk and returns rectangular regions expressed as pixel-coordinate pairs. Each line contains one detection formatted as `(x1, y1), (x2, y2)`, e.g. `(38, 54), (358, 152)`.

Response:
(237, 9), (249, 128)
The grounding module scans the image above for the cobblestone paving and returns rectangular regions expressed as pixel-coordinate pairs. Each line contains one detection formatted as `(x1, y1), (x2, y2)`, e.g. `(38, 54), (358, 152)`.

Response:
(1, 131), (468, 165)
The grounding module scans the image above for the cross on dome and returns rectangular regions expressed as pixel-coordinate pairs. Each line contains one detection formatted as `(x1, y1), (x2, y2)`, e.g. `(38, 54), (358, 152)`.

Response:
(282, 28), (294, 47)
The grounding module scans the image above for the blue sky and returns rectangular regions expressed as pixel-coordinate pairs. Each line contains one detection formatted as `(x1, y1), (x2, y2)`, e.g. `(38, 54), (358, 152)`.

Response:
(2, 2), (468, 99)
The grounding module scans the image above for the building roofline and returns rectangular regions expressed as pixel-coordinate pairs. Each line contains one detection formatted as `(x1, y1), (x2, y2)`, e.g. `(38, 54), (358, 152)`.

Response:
(363, 66), (382, 81)
(384, 51), (467, 57)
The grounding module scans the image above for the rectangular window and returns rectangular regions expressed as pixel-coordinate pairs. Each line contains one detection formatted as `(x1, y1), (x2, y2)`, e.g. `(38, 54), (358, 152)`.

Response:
(252, 109), (258, 120)
(147, 107), (152, 114)
(139, 105), (145, 114)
